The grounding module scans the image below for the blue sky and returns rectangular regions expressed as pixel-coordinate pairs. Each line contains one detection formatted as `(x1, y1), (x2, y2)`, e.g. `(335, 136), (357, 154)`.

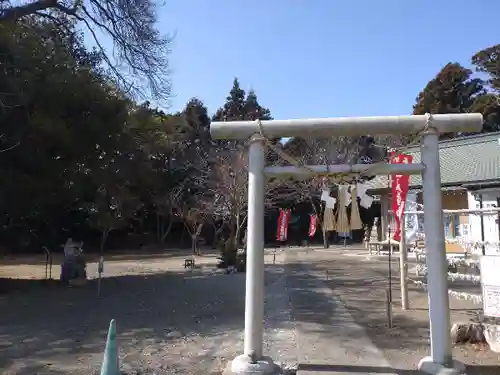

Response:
(90, 0), (500, 119)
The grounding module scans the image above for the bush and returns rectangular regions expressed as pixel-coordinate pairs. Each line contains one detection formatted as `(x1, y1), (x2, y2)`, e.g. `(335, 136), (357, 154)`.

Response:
(217, 239), (236, 268)
(235, 251), (246, 272)
(216, 238), (246, 272)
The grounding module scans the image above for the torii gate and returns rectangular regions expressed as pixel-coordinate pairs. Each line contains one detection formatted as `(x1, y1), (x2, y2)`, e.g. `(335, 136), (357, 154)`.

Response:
(210, 113), (483, 375)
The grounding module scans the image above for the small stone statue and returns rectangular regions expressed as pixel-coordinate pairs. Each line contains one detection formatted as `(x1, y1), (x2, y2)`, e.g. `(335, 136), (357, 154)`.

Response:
(61, 237), (87, 286)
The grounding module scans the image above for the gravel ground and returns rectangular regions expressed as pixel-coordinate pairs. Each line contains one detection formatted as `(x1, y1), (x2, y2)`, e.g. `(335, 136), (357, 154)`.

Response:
(295, 246), (500, 374)
(0, 250), (297, 375)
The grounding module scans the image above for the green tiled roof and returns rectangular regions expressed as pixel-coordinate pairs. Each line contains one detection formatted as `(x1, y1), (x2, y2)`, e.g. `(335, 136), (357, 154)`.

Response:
(367, 132), (500, 190)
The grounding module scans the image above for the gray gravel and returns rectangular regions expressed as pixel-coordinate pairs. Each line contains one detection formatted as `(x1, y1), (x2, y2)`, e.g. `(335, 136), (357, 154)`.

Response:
(295, 246), (500, 374)
(0, 252), (297, 375)
(263, 266), (298, 371)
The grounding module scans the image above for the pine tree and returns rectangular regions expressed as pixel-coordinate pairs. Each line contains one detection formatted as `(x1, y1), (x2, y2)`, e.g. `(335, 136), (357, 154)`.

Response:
(212, 78), (247, 122)
(212, 78), (276, 151)
(183, 97), (212, 164)
(210, 79), (277, 263)
(413, 62), (484, 115)
(472, 45), (500, 92)
(471, 46), (500, 133)
(469, 93), (500, 133)
(244, 90), (273, 121)
(183, 98), (211, 148)
(212, 79), (273, 122)
(413, 63), (484, 138)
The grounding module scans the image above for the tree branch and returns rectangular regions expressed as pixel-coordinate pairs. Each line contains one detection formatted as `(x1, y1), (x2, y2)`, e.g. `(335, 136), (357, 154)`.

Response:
(0, 141), (20, 153)
(0, 0), (57, 21)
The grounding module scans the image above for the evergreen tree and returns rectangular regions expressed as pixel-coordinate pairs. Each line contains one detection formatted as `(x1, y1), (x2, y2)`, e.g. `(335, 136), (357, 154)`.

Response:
(244, 89), (273, 121)
(209, 78), (278, 260)
(469, 93), (500, 133)
(471, 46), (500, 133)
(212, 78), (273, 123)
(213, 78), (247, 121)
(212, 78), (276, 151)
(413, 63), (484, 138)
(183, 97), (212, 154)
(413, 62), (484, 115)
(472, 45), (500, 92)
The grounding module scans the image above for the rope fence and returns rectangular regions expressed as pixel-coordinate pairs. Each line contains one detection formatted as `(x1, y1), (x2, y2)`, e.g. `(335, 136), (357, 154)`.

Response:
(403, 209), (500, 305)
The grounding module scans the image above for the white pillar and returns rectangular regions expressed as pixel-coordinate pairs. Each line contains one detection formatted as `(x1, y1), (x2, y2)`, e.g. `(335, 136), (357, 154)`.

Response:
(244, 137), (265, 358)
(419, 128), (453, 369)
(399, 214), (409, 310)
(230, 136), (276, 375)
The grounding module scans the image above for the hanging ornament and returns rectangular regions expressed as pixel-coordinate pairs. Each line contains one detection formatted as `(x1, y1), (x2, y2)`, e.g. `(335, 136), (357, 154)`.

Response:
(342, 186), (351, 207)
(323, 197), (336, 232)
(320, 188), (331, 202)
(357, 183), (374, 209)
(350, 186), (363, 230)
(336, 186), (350, 233)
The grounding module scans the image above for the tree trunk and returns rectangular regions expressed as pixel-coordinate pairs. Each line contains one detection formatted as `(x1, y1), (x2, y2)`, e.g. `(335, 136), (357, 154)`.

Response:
(181, 225), (186, 246)
(191, 235), (197, 255)
(160, 218), (173, 243)
(156, 212), (160, 242)
(228, 218), (236, 251)
(237, 216), (249, 249)
(100, 229), (110, 255)
(235, 214), (242, 249)
(322, 227), (329, 249)
(138, 217), (144, 234)
(212, 223), (223, 248)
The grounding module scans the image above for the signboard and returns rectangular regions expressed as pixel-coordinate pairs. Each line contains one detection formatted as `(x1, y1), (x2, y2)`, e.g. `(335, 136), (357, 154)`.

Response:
(480, 255), (500, 317)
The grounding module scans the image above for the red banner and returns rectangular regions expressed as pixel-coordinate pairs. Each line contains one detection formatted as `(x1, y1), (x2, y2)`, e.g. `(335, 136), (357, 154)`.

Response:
(276, 208), (291, 241)
(308, 214), (317, 237)
(390, 153), (413, 241)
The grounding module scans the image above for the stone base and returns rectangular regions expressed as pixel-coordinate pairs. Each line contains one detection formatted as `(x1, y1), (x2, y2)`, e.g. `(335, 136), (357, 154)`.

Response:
(450, 322), (485, 345)
(223, 354), (280, 375)
(418, 356), (466, 375)
(484, 324), (500, 353)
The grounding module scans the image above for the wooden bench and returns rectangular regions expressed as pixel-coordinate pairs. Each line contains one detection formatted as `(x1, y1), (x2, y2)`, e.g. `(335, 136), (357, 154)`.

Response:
(184, 258), (195, 268)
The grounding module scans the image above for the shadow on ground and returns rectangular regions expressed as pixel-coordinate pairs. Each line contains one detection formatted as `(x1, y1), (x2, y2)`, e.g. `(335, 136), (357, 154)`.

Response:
(0, 264), (285, 375)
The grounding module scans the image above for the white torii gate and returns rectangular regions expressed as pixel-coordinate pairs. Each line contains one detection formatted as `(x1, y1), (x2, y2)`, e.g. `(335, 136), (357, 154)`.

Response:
(210, 113), (483, 375)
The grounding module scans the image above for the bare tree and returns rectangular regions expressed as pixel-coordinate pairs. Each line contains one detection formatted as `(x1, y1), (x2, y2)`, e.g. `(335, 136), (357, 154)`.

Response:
(167, 128), (211, 253)
(206, 150), (248, 251)
(205, 145), (295, 253)
(88, 185), (142, 253)
(170, 186), (210, 255)
(1, 0), (171, 101)
(153, 186), (183, 242)
(281, 134), (396, 247)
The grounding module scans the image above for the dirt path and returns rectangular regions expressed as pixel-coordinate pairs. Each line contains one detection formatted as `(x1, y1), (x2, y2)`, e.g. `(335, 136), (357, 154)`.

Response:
(290, 246), (500, 374)
(0, 250), (296, 375)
